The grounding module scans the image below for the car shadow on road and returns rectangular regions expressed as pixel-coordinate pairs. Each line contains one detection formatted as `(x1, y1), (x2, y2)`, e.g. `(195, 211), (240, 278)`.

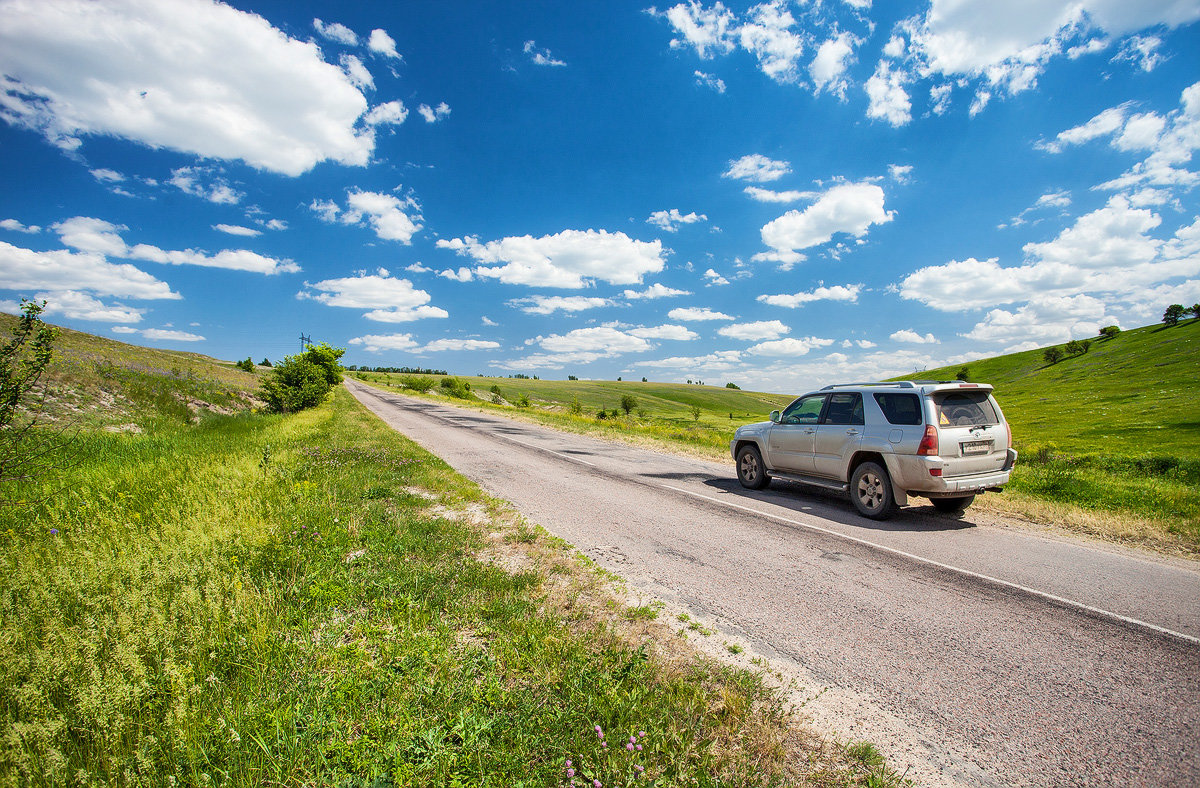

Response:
(694, 476), (978, 533)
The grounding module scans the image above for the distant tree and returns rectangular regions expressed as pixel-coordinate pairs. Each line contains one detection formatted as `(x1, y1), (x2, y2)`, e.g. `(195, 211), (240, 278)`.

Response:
(1163, 304), (1186, 326)
(1042, 346), (1064, 365)
(259, 357), (272, 367)
(955, 367), (970, 381)
(596, 409), (608, 420)
(616, 376), (622, 382)
(620, 394), (637, 415)
(690, 405), (701, 422)
(1099, 325), (1120, 340)
(567, 375), (578, 381)
(1188, 304), (1200, 319)
(725, 382), (740, 389)
(235, 357), (255, 373)
(641, 376), (648, 382)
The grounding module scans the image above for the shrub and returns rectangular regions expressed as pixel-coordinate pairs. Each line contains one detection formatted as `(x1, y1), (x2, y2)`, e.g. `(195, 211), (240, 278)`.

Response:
(955, 367), (970, 381)
(440, 377), (472, 399)
(0, 300), (61, 494)
(725, 382), (740, 389)
(300, 342), (345, 386)
(1065, 339), (1090, 356)
(258, 357), (272, 367)
(620, 394), (638, 415)
(690, 405), (702, 421)
(516, 393), (531, 408)
(235, 357), (255, 372)
(1042, 346), (1064, 364)
(569, 396), (583, 416)
(402, 376), (436, 392)
(1099, 325), (1121, 340)
(261, 357), (330, 413)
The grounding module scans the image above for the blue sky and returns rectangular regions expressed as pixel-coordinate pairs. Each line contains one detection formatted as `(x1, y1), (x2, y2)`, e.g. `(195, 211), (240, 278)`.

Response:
(1, 0), (1198, 391)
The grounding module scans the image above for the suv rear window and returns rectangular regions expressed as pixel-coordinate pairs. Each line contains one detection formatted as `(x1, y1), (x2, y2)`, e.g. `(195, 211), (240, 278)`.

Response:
(874, 393), (922, 425)
(933, 391), (999, 426)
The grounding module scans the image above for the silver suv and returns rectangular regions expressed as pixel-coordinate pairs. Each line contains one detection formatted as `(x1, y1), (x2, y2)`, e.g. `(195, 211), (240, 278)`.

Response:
(730, 381), (1017, 519)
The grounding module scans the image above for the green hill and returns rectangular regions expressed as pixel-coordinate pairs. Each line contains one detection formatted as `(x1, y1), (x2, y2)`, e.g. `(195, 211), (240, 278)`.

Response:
(894, 321), (1199, 459)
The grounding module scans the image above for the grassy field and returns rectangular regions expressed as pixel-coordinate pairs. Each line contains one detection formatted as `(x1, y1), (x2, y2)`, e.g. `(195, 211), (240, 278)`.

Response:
(351, 319), (1199, 553)
(0, 326), (898, 786)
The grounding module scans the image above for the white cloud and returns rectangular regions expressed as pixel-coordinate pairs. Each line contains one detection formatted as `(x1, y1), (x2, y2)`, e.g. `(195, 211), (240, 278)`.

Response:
(0, 239), (178, 301)
(213, 224), (261, 237)
(314, 189), (423, 244)
(90, 168), (124, 183)
(810, 32), (857, 97)
(524, 40), (567, 67)
(961, 294), (1114, 347)
(510, 295), (610, 314)
(422, 338), (501, 352)
(758, 182), (892, 265)
(300, 272), (448, 322)
(368, 28), (401, 59)
(1113, 34), (1164, 72)
(623, 283), (691, 299)
(313, 18), (358, 46)
(365, 100), (408, 126)
(1, 219), (40, 234)
(417, 102), (451, 123)
(703, 268), (729, 285)
(719, 320), (789, 341)
(340, 54), (374, 90)
(694, 70), (727, 93)
(746, 336), (835, 356)
(110, 325), (138, 334)
(142, 328), (204, 342)
(405, 262), (432, 274)
(19, 290), (145, 323)
(438, 267), (474, 282)
(349, 333), (418, 353)
(744, 186), (813, 203)
(757, 283), (862, 308)
(668, 306), (735, 321)
(890, 329), (939, 344)
(0, 0), (373, 176)
(513, 326), (654, 367)
(723, 154), (791, 183)
(438, 229), (666, 289)
(628, 324), (699, 341)
(1038, 105), (1130, 153)
(661, 1), (737, 59)
(647, 208), (708, 232)
(888, 164), (914, 183)
(659, 1), (805, 84)
(865, 60), (911, 126)
(169, 167), (242, 205)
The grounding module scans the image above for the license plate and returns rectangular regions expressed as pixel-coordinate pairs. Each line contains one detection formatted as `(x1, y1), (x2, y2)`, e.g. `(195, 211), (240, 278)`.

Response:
(962, 440), (991, 456)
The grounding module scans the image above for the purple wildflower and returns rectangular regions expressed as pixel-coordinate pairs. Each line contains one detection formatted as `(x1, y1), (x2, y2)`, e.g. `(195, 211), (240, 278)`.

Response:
(49, 529), (58, 536)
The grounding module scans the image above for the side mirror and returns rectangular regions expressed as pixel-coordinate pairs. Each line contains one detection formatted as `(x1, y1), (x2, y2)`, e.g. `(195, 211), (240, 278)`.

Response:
(769, 410), (780, 423)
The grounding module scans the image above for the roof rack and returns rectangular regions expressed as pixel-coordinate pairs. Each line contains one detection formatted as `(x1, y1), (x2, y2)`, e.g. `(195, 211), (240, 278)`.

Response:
(820, 381), (915, 390)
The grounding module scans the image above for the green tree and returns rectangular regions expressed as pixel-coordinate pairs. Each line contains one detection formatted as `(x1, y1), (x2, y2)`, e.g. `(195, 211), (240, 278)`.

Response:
(1042, 346), (1064, 365)
(1163, 304), (1186, 326)
(725, 382), (740, 389)
(620, 394), (638, 415)
(0, 300), (61, 494)
(235, 357), (255, 372)
(1099, 325), (1120, 340)
(258, 357), (272, 367)
(260, 356), (330, 413)
(1064, 339), (1089, 356)
(299, 342), (345, 385)
(955, 367), (970, 381)
(1188, 304), (1200, 319)
(690, 404), (702, 421)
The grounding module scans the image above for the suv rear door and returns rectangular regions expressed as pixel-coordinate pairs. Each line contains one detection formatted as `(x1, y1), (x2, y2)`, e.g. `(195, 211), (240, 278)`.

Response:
(812, 392), (864, 478)
(929, 388), (1009, 476)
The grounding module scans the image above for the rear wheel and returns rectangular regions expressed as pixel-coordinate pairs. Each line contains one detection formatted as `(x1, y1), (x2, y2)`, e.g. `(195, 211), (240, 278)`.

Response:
(931, 495), (975, 513)
(850, 461), (897, 520)
(736, 445), (770, 490)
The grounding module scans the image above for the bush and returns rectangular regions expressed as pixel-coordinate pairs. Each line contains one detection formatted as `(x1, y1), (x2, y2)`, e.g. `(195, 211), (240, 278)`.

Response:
(1042, 346), (1064, 364)
(0, 300), (61, 494)
(955, 367), (970, 381)
(620, 394), (638, 415)
(402, 376), (436, 393)
(516, 393), (531, 408)
(261, 357), (330, 413)
(440, 377), (472, 399)
(569, 396), (583, 416)
(725, 382), (740, 389)
(1099, 325), (1120, 340)
(235, 357), (255, 373)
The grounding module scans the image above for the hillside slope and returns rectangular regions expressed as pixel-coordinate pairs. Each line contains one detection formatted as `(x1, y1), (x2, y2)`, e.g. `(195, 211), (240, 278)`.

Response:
(896, 321), (1199, 459)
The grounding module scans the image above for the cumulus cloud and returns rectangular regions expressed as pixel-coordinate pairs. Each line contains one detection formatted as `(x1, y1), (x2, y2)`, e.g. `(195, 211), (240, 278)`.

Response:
(437, 229), (666, 289)
(417, 102), (451, 123)
(1, 218), (41, 234)
(365, 100), (408, 126)
(299, 271), (448, 322)
(694, 70), (727, 92)
(509, 295), (610, 314)
(368, 28), (401, 59)
(744, 186), (813, 203)
(499, 325), (659, 369)
(348, 333), (419, 353)
(667, 306), (735, 321)
(438, 267), (474, 282)
(746, 336), (835, 356)
(628, 324), (699, 341)
(703, 268), (729, 285)
(213, 224), (261, 237)
(7, 290), (145, 323)
(0, 0), (373, 175)
(142, 328), (204, 342)
(312, 189), (423, 244)
(647, 209), (708, 232)
(423, 338), (501, 352)
(865, 60), (911, 126)
(657, 1), (805, 84)
(890, 329), (939, 344)
(623, 283), (691, 299)
(169, 167), (242, 205)
(810, 31), (857, 97)
(313, 18), (358, 46)
(723, 154), (791, 183)
(756, 283), (862, 308)
(960, 294), (1115, 349)
(757, 182), (892, 267)
(718, 320), (789, 341)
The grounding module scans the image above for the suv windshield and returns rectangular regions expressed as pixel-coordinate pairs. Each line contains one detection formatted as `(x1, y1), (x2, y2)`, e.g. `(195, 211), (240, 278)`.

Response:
(933, 391), (999, 427)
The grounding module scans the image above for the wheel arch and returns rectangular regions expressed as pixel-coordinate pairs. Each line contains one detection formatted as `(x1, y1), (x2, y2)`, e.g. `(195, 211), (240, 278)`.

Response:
(846, 449), (908, 507)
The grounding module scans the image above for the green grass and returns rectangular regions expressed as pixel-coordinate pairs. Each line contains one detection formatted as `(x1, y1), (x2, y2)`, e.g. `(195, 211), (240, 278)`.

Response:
(0, 387), (896, 787)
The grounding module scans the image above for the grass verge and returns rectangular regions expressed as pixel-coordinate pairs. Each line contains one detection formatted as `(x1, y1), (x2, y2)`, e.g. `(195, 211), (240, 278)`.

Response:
(0, 387), (901, 787)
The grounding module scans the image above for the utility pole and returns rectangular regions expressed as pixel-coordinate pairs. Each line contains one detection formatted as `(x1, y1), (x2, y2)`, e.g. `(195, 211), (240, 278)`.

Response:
(299, 333), (312, 353)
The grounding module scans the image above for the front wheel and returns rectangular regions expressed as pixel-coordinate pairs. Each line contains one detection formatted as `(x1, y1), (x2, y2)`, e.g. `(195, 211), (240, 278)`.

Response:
(850, 461), (897, 520)
(931, 495), (975, 513)
(736, 445), (770, 490)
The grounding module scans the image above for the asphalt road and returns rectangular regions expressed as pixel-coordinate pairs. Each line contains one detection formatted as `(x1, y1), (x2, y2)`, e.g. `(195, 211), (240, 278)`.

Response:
(345, 379), (1200, 787)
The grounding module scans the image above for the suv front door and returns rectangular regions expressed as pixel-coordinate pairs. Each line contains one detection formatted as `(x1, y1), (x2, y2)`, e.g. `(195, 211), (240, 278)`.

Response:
(767, 395), (824, 472)
(812, 392), (864, 478)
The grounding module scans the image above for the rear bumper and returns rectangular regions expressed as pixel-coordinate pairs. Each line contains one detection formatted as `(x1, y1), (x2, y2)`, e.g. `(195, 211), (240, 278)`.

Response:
(894, 448), (1017, 498)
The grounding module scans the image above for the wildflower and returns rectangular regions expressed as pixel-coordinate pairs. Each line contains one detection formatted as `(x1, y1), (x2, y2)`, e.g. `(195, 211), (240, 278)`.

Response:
(626, 742), (634, 751)
(593, 781), (601, 788)
(49, 529), (58, 536)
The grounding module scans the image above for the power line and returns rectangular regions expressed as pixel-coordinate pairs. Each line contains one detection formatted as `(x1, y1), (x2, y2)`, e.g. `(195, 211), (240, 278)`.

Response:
(299, 333), (312, 353)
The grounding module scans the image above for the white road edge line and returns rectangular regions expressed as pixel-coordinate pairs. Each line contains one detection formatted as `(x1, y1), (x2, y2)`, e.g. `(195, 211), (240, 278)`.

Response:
(663, 484), (1200, 648)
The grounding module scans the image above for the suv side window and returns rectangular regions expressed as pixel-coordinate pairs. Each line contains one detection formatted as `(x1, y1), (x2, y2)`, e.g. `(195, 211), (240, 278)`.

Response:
(821, 392), (864, 425)
(874, 393), (922, 425)
(780, 395), (824, 425)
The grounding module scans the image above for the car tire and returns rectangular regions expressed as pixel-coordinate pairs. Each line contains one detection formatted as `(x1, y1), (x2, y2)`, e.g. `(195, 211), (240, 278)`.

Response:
(931, 495), (975, 513)
(736, 445), (770, 490)
(850, 461), (897, 520)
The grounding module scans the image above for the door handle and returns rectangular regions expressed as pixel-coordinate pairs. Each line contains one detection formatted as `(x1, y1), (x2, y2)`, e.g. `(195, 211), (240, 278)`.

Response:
(845, 429), (860, 435)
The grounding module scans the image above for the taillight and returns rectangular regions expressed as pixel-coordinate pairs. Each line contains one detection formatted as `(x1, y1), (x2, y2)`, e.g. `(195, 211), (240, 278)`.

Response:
(917, 424), (939, 456)
(1006, 421), (1012, 449)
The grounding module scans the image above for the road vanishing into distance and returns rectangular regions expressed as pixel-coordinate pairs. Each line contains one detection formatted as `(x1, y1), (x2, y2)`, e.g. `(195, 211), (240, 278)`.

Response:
(345, 379), (1200, 787)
